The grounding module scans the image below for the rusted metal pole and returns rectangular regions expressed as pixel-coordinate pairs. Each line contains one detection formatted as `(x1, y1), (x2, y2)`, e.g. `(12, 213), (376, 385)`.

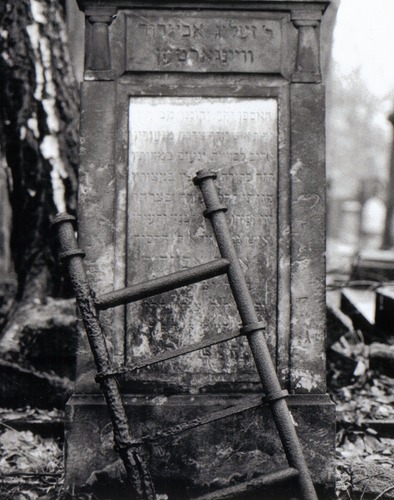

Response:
(195, 467), (299, 500)
(96, 258), (229, 310)
(51, 213), (155, 500)
(193, 171), (318, 500)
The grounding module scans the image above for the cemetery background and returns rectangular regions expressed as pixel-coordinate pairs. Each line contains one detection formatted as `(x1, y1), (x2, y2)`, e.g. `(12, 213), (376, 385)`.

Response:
(0, 0), (393, 498)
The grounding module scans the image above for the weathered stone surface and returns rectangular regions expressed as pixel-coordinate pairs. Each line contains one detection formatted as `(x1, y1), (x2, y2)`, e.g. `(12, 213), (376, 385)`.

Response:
(74, 3), (330, 395)
(340, 288), (394, 345)
(351, 249), (394, 281)
(0, 277), (16, 331)
(69, 0), (333, 494)
(76, 81), (118, 389)
(341, 288), (376, 337)
(0, 156), (12, 278)
(326, 301), (354, 348)
(375, 286), (394, 337)
(82, 460), (128, 498)
(350, 463), (394, 499)
(327, 344), (358, 388)
(0, 358), (72, 409)
(0, 298), (78, 379)
(368, 342), (394, 376)
(126, 97), (277, 390)
(290, 83), (326, 393)
(126, 11), (285, 74)
(64, 394), (335, 498)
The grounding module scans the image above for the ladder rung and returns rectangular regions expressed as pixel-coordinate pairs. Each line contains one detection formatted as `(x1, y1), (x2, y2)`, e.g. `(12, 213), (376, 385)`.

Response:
(193, 467), (299, 500)
(130, 396), (264, 445)
(121, 330), (241, 373)
(95, 258), (230, 310)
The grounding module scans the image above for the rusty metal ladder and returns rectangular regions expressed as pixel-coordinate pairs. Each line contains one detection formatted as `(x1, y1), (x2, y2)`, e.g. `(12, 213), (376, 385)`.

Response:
(52, 170), (319, 500)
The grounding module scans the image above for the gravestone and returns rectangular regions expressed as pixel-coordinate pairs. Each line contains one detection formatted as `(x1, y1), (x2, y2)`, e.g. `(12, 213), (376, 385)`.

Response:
(67, 0), (335, 497)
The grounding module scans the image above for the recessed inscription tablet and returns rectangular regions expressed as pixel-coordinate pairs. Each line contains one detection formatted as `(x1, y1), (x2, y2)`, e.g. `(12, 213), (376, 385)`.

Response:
(126, 11), (283, 73)
(126, 97), (278, 388)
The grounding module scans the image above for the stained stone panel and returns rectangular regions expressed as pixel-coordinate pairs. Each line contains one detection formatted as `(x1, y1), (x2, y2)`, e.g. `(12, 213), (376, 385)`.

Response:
(126, 11), (284, 74)
(126, 97), (278, 390)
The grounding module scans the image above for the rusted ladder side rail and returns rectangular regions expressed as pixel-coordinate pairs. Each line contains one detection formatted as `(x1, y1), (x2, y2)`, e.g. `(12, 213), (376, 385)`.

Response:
(95, 258), (229, 310)
(114, 329), (241, 375)
(129, 395), (264, 446)
(89, 329), (242, 381)
(52, 213), (155, 500)
(194, 467), (299, 500)
(193, 170), (318, 500)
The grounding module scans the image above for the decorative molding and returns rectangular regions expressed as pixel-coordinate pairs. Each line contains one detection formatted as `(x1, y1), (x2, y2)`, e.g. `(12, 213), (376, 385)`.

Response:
(77, 0), (332, 10)
(291, 11), (322, 83)
(85, 7), (117, 72)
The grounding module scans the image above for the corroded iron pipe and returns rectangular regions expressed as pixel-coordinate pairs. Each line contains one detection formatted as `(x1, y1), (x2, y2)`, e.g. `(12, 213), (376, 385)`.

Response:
(51, 213), (155, 500)
(193, 171), (318, 500)
(195, 467), (299, 500)
(95, 258), (229, 310)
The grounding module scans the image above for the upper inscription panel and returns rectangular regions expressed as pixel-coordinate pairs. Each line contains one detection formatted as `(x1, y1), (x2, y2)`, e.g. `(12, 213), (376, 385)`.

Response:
(126, 11), (284, 73)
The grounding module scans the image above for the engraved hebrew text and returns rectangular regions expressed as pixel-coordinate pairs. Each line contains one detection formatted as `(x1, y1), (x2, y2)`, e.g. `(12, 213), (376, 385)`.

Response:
(126, 97), (278, 387)
(126, 12), (283, 73)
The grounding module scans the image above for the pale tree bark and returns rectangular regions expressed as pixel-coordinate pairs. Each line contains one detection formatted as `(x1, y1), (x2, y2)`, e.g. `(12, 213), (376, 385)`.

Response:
(0, 0), (79, 304)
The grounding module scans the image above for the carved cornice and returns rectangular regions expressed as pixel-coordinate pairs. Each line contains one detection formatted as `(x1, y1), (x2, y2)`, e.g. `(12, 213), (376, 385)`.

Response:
(79, 0), (329, 81)
(77, 0), (331, 12)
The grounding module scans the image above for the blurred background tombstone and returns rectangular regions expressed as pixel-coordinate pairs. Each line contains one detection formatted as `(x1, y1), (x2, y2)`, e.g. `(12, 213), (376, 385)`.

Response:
(361, 195), (386, 249)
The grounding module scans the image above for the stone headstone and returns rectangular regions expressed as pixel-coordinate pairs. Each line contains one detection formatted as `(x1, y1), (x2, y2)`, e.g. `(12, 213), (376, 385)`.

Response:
(66, 1), (335, 496)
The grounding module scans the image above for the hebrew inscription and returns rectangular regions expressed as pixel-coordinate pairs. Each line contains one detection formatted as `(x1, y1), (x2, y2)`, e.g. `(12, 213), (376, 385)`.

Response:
(126, 97), (278, 388)
(126, 11), (283, 73)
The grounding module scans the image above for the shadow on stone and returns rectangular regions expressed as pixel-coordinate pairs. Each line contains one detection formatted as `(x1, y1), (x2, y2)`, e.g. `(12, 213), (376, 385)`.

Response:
(0, 358), (72, 409)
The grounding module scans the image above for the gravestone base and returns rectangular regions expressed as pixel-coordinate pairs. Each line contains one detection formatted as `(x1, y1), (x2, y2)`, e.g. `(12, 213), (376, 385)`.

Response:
(64, 393), (335, 498)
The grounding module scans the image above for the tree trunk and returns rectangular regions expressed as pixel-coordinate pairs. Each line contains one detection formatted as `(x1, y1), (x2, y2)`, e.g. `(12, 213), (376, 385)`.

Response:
(0, 0), (79, 303)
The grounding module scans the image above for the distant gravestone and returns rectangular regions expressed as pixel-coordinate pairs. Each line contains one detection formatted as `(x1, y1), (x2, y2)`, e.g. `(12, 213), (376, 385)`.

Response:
(340, 200), (361, 245)
(66, 0), (335, 496)
(361, 196), (386, 248)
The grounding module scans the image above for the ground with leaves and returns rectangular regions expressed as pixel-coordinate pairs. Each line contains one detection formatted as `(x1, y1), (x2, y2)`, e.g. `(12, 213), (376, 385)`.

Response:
(1, 366), (394, 499)
(330, 353), (394, 499)
(1, 241), (394, 498)
(0, 408), (63, 499)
